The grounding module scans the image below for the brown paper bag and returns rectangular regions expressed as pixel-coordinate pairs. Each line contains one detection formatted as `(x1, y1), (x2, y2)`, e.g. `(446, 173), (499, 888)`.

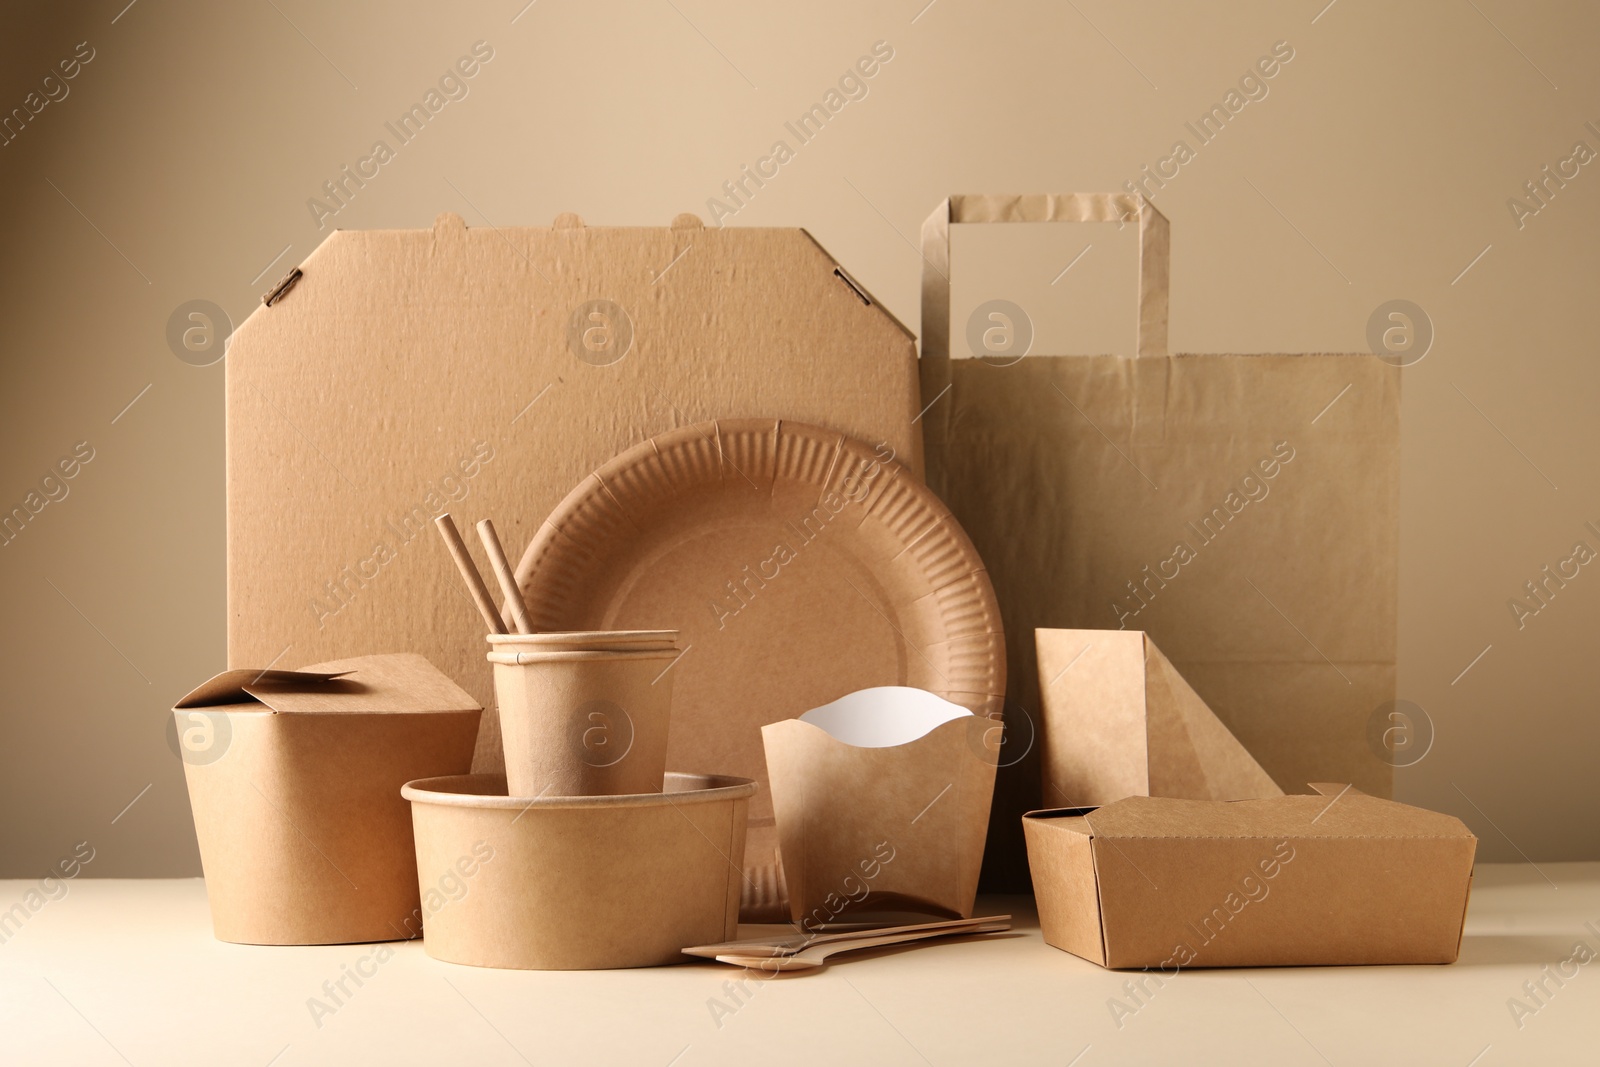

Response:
(1036, 628), (1282, 807)
(920, 194), (1400, 888)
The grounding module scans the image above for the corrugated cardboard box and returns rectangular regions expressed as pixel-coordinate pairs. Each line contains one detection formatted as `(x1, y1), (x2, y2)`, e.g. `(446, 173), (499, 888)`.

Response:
(1023, 785), (1476, 968)
(225, 211), (922, 772)
(175, 653), (480, 945)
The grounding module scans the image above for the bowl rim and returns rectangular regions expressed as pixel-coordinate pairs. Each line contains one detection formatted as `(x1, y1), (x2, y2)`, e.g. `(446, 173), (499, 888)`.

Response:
(401, 772), (756, 809)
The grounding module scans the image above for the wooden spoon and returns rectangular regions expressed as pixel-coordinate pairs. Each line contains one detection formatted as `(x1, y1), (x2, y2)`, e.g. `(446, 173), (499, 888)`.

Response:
(712, 919), (1011, 972)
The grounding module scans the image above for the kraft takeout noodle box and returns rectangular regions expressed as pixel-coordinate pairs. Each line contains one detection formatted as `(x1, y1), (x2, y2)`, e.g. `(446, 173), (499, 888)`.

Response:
(401, 772), (755, 969)
(763, 687), (998, 926)
(1022, 785), (1477, 969)
(174, 653), (480, 945)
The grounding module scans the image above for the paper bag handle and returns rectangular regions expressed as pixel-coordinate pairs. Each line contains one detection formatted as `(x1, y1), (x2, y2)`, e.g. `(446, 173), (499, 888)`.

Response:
(919, 193), (1171, 360)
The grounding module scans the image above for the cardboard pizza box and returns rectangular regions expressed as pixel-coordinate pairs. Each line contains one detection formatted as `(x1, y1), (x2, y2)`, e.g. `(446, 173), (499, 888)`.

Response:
(224, 211), (922, 773)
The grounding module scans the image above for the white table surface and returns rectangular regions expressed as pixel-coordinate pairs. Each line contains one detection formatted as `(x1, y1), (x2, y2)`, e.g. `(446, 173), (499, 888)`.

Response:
(1, 863), (1595, 1066)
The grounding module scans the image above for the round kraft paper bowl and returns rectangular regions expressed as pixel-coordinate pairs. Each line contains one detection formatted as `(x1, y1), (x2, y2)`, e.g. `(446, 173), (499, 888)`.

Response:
(402, 773), (755, 969)
(486, 631), (678, 654)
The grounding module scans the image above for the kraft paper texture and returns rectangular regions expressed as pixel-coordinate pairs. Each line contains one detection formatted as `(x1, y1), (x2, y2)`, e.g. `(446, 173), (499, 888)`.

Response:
(920, 194), (1400, 888)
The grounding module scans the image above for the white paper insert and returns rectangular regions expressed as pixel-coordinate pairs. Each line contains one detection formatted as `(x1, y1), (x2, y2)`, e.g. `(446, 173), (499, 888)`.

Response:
(798, 686), (973, 748)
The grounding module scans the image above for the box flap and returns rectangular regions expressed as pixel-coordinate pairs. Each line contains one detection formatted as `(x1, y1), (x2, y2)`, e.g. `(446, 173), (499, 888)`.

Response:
(1021, 809), (1107, 966)
(175, 653), (480, 714)
(281, 652), (482, 713)
(1023, 807), (1100, 827)
(1084, 791), (1475, 841)
(173, 668), (351, 708)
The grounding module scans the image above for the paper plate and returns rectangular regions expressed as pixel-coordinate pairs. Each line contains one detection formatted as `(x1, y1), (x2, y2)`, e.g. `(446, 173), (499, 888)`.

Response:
(515, 418), (1005, 920)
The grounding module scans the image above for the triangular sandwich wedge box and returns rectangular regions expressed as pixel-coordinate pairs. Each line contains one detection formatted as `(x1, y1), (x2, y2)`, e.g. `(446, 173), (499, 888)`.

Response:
(1036, 628), (1282, 808)
(174, 652), (481, 945)
(762, 687), (999, 924)
(1022, 786), (1476, 968)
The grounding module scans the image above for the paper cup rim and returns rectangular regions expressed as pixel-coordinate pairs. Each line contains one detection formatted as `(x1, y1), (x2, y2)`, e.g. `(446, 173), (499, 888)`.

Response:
(401, 772), (756, 809)
(486, 630), (678, 645)
(485, 647), (681, 665)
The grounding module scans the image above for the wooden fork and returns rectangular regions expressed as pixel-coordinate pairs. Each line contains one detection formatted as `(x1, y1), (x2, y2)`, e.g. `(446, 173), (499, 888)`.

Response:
(683, 914), (1010, 960)
(711, 918), (1012, 972)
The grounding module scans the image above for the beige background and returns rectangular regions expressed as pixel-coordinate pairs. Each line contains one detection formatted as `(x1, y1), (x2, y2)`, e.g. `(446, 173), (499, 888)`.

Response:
(2, 0), (1596, 878)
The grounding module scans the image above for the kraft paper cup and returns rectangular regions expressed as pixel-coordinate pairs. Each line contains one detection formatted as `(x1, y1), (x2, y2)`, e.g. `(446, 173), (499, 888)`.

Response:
(402, 772), (754, 969)
(487, 643), (678, 797)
